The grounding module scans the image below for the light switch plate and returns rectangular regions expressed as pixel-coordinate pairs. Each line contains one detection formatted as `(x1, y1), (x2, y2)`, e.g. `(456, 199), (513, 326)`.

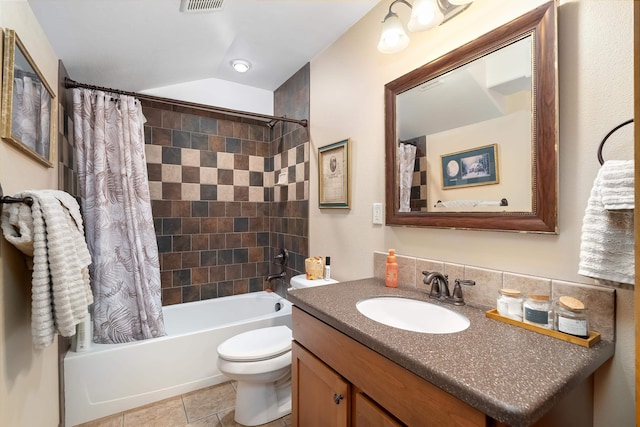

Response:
(372, 203), (383, 225)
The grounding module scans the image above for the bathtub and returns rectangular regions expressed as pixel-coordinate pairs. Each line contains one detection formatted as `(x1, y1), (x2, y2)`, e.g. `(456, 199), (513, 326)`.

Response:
(64, 291), (292, 426)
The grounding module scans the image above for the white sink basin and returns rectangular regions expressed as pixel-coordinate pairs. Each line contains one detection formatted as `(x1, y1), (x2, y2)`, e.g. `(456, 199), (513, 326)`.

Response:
(356, 296), (470, 334)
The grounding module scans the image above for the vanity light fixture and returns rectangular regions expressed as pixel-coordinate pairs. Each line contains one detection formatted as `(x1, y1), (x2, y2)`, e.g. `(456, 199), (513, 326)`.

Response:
(231, 59), (251, 73)
(377, 0), (473, 54)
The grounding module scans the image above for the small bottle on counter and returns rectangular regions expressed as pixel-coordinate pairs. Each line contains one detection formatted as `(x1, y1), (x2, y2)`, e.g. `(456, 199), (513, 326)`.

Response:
(523, 295), (552, 329)
(554, 296), (589, 338)
(324, 256), (331, 280)
(497, 288), (524, 321)
(385, 249), (398, 288)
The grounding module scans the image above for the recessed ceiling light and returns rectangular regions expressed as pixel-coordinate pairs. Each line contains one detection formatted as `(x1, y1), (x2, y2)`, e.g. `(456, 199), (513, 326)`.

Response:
(231, 59), (251, 73)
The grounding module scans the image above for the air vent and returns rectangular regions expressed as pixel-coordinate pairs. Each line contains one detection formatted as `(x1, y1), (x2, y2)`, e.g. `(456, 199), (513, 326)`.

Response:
(180, 0), (225, 13)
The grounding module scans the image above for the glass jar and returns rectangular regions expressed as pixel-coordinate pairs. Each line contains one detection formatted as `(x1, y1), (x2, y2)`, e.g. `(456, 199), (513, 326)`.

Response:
(497, 288), (523, 321)
(554, 296), (589, 338)
(523, 295), (552, 329)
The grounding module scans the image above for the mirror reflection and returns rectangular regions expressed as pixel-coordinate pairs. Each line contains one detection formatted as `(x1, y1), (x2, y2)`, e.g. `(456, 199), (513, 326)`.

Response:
(396, 36), (533, 213)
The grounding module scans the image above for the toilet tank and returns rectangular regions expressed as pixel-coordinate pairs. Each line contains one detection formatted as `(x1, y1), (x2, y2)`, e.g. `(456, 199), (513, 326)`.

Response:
(289, 274), (338, 290)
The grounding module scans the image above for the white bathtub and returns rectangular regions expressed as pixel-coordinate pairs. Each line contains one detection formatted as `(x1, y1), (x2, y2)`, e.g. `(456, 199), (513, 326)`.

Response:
(64, 291), (292, 426)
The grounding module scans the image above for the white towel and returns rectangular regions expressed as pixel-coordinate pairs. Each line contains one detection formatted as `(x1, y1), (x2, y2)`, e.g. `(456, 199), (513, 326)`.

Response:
(1, 190), (93, 349)
(600, 160), (634, 210)
(578, 160), (634, 285)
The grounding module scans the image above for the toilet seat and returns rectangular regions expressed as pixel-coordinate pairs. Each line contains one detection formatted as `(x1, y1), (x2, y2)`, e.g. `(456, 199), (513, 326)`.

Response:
(218, 326), (292, 362)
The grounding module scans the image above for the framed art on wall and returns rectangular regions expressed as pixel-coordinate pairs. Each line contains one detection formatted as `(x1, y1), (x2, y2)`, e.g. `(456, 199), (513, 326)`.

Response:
(319, 138), (351, 208)
(441, 144), (499, 189)
(1, 28), (55, 167)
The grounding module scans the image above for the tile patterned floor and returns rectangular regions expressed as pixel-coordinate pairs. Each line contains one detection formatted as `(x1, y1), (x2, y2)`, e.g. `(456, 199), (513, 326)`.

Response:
(74, 382), (291, 427)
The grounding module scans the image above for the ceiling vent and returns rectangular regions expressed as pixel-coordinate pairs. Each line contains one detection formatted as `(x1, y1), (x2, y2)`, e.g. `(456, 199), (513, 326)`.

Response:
(180, 0), (225, 13)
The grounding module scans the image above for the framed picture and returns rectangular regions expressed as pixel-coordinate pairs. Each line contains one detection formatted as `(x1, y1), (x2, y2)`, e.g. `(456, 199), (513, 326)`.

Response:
(1, 29), (55, 167)
(319, 138), (351, 208)
(441, 144), (499, 189)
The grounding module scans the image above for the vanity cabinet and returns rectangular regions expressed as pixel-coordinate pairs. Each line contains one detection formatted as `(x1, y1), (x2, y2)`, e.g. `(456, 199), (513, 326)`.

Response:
(292, 307), (487, 427)
(291, 306), (594, 427)
(292, 340), (403, 427)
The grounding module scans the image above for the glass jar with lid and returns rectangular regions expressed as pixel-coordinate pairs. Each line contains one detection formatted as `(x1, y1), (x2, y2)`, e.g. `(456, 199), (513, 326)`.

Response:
(523, 295), (552, 329)
(497, 288), (524, 321)
(554, 296), (589, 338)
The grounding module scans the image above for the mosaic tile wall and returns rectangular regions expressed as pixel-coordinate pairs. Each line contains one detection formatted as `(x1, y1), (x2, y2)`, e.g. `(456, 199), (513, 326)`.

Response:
(57, 64), (311, 305)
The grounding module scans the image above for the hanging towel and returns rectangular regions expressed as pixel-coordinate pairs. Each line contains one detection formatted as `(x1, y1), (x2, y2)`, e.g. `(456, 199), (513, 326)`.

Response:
(578, 160), (634, 285)
(1, 190), (93, 349)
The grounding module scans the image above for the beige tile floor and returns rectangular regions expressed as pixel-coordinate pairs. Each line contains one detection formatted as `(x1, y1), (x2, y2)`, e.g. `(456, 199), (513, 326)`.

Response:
(74, 381), (292, 427)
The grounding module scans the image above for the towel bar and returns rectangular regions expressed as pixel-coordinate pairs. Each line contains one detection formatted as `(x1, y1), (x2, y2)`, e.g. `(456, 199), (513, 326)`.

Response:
(597, 119), (634, 165)
(0, 183), (34, 207)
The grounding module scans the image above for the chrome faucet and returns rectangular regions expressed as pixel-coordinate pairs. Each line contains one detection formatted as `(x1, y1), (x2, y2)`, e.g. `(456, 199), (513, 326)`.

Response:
(422, 271), (475, 306)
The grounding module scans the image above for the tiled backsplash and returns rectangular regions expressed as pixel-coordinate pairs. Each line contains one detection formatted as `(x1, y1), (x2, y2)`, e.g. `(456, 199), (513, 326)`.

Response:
(373, 251), (616, 341)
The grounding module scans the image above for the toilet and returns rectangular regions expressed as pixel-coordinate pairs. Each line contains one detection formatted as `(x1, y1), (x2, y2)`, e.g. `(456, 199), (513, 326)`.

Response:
(216, 274), (338, 426)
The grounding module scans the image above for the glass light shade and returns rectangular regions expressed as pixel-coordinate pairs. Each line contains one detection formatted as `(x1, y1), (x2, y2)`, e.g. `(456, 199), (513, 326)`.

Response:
(231, 59), (251, 73)
(408, 0), (444, 32)
(377, 13), (410, 54)
(448, 0), (473, 4)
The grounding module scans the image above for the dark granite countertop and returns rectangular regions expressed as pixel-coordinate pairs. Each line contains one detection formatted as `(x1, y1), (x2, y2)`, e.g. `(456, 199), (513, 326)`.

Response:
(287, 278), (615, 426)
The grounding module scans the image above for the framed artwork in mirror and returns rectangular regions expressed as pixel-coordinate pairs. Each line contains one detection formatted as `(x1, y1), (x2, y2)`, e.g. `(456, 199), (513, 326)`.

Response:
(441, 144), (499, 189)
(319, 138), (351, 209)
(1, 28), (55, 167)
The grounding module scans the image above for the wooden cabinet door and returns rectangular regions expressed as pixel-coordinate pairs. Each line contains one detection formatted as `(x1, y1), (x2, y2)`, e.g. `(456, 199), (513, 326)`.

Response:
(292, 341), (349, 427)
(353, 391), (404, 427)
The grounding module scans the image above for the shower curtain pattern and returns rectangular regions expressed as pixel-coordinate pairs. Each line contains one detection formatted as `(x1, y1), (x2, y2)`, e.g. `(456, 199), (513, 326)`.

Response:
(11, 75), (50, 155)
(73, 88), (166, 343)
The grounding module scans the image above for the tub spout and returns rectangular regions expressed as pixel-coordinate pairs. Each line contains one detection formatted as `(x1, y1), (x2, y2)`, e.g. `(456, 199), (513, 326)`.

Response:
(266, 271), (287, 282)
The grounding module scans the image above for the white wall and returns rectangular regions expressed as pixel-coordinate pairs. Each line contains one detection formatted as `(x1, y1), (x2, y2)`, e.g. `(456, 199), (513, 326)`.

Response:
(141, 77), (274, 115)
(0, 2), (60, 426)
(309, 0), (634, 425)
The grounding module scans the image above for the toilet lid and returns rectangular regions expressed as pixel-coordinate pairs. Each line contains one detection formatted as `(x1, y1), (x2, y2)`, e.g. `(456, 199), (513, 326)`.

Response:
(218, 326), (292, 362)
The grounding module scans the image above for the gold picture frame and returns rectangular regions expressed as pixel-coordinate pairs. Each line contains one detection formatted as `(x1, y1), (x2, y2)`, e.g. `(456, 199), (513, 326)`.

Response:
(318, 138), (351, 209)
(1, 29), (55, 167)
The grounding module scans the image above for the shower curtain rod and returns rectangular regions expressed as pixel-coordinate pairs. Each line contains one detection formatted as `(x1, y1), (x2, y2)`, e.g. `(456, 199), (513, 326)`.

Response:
(64, 77), (308, 128)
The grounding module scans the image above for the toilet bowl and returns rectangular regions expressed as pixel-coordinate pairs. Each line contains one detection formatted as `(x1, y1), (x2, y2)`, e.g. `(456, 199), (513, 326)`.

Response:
(217, 326), (293, 426)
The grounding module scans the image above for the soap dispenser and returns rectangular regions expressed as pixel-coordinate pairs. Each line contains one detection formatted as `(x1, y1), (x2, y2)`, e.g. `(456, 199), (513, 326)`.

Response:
(385, 249), (398, 288)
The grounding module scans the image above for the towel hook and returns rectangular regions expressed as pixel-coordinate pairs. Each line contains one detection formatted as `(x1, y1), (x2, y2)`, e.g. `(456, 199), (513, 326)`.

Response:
(0, 183), (34, 207)
(597, 119), (634, 165)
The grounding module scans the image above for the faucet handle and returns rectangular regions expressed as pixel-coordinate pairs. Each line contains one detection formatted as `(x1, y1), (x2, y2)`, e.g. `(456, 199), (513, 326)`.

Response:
(451, 279), (475, 305)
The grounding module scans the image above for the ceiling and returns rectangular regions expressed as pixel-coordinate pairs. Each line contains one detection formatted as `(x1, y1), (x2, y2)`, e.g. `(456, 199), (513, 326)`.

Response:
(27, 0), (381, 93)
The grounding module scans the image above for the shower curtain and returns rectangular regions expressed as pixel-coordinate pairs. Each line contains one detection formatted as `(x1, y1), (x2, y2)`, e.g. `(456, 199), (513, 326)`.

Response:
(398, 143), (417, 212)
(72, 88), (166, 343)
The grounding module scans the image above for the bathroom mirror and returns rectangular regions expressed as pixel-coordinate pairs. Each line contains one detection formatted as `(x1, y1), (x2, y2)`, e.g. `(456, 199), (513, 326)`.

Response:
(384, 2), (557, 233)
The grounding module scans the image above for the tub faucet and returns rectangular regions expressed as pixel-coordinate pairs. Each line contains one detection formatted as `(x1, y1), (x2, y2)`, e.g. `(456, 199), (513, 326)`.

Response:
(422, 271), (475, 306)
(266, 271), (287, 282)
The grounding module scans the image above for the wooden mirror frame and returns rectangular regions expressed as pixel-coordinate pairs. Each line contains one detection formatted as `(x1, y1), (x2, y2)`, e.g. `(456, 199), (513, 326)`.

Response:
(384, 2), (557, 233)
